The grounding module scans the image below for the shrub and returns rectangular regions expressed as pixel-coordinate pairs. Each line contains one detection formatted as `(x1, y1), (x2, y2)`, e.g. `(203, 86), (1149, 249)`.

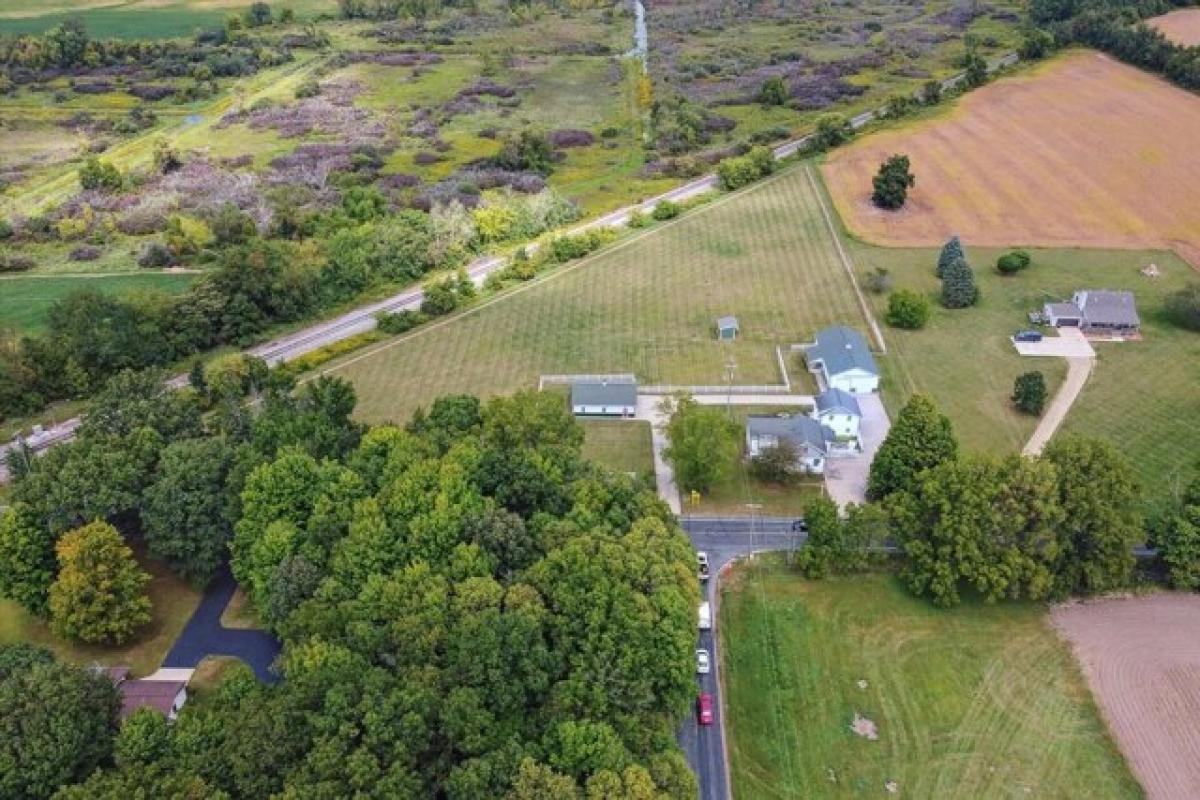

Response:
(749, 440), (800, 484)
(716, 146), (775, 191)
(295, 79), (320, 99)
(810, 114), (853, 151)
(871, 154), (915, 210)
(758, 76), (788, 106)
(77, 157), (123, 193)
(1165, 283), (1200, 331)
(864, 267), (892, 294)
(137, 241), (173, 268)
(376, 309), (428, 334)
(886, 289), (931, 329)
(68, 245), (101, 262)
(0, 219), (12, 240)
(0, 254), (35, 272)
(547, 129), (595, 148)
(1012, 371), (1047, 415)
(996, 250), (1032, 275)
(651, 200), (680, 221)
(627, 209), (649, 228)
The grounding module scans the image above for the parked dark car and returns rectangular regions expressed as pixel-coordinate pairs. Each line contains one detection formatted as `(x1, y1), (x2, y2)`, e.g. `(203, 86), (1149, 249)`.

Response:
(1014, 330), (1043, 343)
(792, 518), (809, 533)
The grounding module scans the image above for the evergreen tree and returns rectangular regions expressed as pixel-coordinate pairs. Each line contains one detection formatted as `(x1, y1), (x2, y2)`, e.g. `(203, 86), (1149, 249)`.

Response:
(940, 256), (978, 308)
(868, 394), (958, 500)
(1012, 371), (1048, 415)
(48, 521), (152, 645)
(936, 235), (964, 278)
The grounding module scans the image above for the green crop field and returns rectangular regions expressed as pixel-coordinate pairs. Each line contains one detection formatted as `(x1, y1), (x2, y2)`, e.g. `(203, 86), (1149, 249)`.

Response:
(0, 272), (197, 334)
(720, 560), (1143, 800)
(320, 164), (875, 423)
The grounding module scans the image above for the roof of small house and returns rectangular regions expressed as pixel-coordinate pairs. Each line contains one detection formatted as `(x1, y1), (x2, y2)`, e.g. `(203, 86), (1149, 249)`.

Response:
(118, 679), (187, 719)
(717, 315), (739, 331)
(1044, 301), (1081, 319)
(1076, 290), (1140, 326)
(746, 414), (831, 454)
(814, 388), (861, 416)
(570, 378), (638, 407)
(805, 326), (877, 377)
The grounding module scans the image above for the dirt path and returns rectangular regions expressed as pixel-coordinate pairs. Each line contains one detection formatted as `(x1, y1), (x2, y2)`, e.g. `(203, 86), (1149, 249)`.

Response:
(1053, 594), (1200, 800)
(1022, 355), (1094, 455)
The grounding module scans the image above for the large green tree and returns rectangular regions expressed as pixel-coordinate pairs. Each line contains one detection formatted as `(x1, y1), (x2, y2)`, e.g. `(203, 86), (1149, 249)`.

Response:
(0, 646), (120, 800)
(867, 394), (958, 500)
(871, 154), (915, 210)
(1154, 472), (1200, 590)
(1043, 437), (1143, 596)
(48, 520), (152, 644)
(889, 455), (1063, 606)
(0, 502), (57, 614)
(662, 396), (741, 494)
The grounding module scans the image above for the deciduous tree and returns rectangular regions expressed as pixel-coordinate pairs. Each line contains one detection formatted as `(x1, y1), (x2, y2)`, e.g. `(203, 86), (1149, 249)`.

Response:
(48, 521), (152, 644)
(662, 396), (741, 494)
(1012, 371), (1047, 415)
(885, 288), (931, 329)
(867, 394), (957, 500)
(871, 154), (915, 209)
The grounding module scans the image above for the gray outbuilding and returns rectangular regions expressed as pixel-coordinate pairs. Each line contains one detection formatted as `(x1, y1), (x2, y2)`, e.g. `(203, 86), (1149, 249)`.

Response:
(570, 378), (638, 417)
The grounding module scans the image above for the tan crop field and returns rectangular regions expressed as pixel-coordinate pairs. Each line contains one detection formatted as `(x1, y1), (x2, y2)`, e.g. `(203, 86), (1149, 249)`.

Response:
(1052, 593), (1200, 800)
(1149, 8), (1200, 46)
(823, 51), (1200, 267)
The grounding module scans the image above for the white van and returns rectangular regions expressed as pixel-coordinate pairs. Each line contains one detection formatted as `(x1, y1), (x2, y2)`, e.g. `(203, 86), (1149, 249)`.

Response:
(698, 601), (712, 630)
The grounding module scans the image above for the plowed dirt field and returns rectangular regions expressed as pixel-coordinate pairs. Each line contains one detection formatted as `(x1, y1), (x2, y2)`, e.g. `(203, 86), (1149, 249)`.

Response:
(1052, 593), (1200, 800)
(823, 51), (1200, 267)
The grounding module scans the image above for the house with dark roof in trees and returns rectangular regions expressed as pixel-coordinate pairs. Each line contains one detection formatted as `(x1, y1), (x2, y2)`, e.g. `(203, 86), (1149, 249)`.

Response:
(1043, 290), (1140, 337)
(745, 414), (832, 474)
(801, 326), (879, 393)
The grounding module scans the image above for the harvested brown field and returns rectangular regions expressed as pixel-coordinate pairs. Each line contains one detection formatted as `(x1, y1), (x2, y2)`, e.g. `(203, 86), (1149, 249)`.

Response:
(1052, 593), (1200, 800)
(823, 51), (1200, 267)
(1149, 8), (1200, 46)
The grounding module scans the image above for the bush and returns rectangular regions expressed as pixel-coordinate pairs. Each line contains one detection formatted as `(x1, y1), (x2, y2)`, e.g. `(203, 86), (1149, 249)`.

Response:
(294, 79), (320, 99)
(864, 267), (892, 294)
(137, 241), (172, 268)
(758, 76), (788, 106)
(651, 200), (680, 221)
(1165, 283), (1200, 331)
(376, 309), (428, 334)
(627, 209), (649, 228)
(0, 254), (35, 272)
(871, 154), (915, 210)
(810, 114), (853, 151)
(716, 146), (775, 191)
(886, 289), (931, 329)
(68, 245), (101, 262)
(77, 158), (123, 193)
(0, 219), (12, 240)
(1012, 371), (1047, 415)
(749, 441), (800, 484)
(996, 250), (1032, 275)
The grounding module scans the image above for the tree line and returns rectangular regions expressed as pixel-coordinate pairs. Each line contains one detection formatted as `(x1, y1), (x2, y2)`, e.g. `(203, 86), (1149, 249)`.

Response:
(0, 373), (700, 799)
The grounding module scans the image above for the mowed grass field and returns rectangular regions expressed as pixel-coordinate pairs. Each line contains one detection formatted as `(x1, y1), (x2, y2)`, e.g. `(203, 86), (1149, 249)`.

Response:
(0, 272), (197, 334)
(579, 419), (654, 481)
(0, 0), (336, 37)
(323, 165), (874, 424)
(822, 51), (1200, 267)
(720, 560), (1143, 800)
(845, 234), (1200, 508)
(1149, 8), (1200, 46)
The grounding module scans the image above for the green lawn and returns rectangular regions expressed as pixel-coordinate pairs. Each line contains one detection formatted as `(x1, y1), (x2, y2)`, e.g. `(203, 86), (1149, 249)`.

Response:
(844, 239), (1200, 508)
(324, 163), (874, 423)
(0, 272), (197, 334)
(0, 0), (337, 37)
(580, 419), (654, 481)
(720, 560), (1143, 800)
(0, 550), (203, 677)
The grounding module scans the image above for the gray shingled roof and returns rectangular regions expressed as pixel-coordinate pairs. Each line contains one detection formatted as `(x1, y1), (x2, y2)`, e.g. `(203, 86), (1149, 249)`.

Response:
(814, 388), (861, 416)
(1078, 290), (1140, 327)
(571, 379), (637, 407)
(746, 414), (830, 453)
(717, 316), (739, 331)
(1045, 302), (1080, 319)
(805, 326), (877, 377)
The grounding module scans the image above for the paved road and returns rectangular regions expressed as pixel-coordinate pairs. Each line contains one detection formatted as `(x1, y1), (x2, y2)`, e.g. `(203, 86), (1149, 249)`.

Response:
(0, 52), (1022, 483)
(162, 565), (281, 683)
(679, 517), (807, 800)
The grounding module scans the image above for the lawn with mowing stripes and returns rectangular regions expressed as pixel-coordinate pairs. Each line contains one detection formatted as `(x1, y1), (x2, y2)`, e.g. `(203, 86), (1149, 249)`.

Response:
(846, 239), (1199, 509)
(720, 560), (1142, 800)
(0, 272), (197, 334)
(325, 165), (873, 424)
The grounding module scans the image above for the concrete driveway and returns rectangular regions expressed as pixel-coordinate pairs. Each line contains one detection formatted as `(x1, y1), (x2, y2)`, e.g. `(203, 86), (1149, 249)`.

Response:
(1011, 327), (1095, 358)
(824, 393), (890, 508)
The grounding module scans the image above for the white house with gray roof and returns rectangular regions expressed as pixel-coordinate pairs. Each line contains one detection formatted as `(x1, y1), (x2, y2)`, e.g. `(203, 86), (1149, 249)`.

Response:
(746, 414), (832, 474)
(1043, 290), (1140, 337)
(802, 326), (879, 393)
(570, 378), (637, 417)
(811, 388), (861, 452)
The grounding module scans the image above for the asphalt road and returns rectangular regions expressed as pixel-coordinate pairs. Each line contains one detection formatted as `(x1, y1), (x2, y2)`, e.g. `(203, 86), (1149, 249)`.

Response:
(679, 517), (807, 800)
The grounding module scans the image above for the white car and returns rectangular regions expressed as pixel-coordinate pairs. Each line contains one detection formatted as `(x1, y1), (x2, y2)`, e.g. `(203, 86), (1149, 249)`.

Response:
(696, 649), (711, 674)
(697, 551), (710, 581)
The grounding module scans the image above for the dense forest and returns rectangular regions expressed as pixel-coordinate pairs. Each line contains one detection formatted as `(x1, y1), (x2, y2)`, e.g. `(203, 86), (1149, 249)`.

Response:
(0, 369), (698, 798)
